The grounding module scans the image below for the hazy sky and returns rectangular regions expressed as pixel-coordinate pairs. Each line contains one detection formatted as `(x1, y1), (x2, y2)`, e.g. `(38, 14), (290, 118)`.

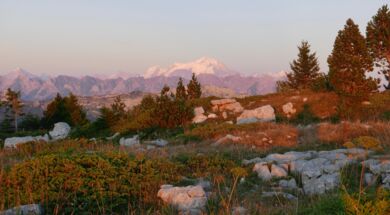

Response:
(0, 0), (388, 76)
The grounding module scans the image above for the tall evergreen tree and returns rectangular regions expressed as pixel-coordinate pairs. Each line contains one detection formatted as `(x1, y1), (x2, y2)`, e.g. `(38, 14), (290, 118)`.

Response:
(328, 19), (377, 102)
(43, 93), (70, 127)
(366, 5), (390, 89)
(43, 93), (87, 127)
(286, 41), (321, 89)
(176, 78), (187, 100)
(187, 73), (202, 99)
(65, 93), (87, 126)
(5, 88), (23, 132)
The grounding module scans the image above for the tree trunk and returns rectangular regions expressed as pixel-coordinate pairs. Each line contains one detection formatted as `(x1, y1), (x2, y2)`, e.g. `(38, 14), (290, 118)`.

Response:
(14, 113), (18, 133)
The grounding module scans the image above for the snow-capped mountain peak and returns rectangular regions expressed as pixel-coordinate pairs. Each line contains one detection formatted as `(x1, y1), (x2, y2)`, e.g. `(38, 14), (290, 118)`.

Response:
(144, 57), (236, 79)
(3, 68), (37, 81)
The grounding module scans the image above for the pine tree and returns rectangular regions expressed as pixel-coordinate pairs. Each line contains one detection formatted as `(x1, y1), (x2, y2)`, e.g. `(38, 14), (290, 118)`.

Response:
(111, 96), (126, 117)
(43, 93), (87, 127)
(43, 93), (70, 127)
(187, 73), (202, 99)
(176, 78), (187, 100)
(366, 5), (390, 89)
(328, 19), (377, 102)
(5, 88), (23, 132)
(286, 41), (321, 89)
(64, 93), (87, 126)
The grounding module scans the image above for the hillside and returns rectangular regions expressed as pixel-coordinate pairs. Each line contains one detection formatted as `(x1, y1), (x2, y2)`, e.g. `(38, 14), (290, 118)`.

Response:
(1, 89), (390, 214)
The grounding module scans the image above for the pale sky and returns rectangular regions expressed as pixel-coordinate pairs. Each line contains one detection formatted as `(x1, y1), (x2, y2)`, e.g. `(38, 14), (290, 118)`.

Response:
(0, 0), (388, 76)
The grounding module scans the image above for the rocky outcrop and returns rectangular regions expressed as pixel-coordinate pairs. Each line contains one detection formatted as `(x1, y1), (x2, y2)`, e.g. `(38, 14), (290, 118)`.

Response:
(237, 105), (275, 124)
(211, 99), (244, 113)
(192, 107), (208, 124)
(119, 135), (140, 147)
(0, 204), (42, 215)
(49, 122), (71, 140)
(253, 162), (287, 181)
(157, 185), (207, 214)
(247, 148), (378, 195)
(4, 134), (50, 148)
(4, 122), (71, 148)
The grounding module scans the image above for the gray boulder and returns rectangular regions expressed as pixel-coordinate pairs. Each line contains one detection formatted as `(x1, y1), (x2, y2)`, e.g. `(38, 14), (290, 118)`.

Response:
(0, 204), (42, 215)
(192, 107), (208, 124)
(157, 185), (207, 214)
(237, 105), (275, 124)
(49, 122), (71, 140)
(119, 135), (140, 147)
(4, 136), (36, 148)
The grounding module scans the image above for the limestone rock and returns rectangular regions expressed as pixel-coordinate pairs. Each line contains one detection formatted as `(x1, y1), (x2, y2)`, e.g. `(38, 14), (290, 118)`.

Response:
(237, 105), (275, 124)
(253, 162), (272, 181)
(49, 122), (71, 140)
(4, 136), (36, 148)
(0, 204), (42, 215)
(157, 185), (207, 214)
(119, 135), (140, 147)
(279, 178), (298, 189)
(271, 165), (288, 178)
(192, 107), (207, 124)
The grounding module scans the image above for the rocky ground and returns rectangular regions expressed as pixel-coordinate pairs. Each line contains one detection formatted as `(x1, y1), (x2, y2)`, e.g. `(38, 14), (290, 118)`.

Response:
(1, 94), (390, 214)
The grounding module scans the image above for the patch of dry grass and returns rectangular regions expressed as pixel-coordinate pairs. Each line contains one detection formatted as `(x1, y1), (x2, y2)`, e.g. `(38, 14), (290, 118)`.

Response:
(317, 121), (390, 146)
(237, 90), (339, 119)
(187, 122), (298, 149)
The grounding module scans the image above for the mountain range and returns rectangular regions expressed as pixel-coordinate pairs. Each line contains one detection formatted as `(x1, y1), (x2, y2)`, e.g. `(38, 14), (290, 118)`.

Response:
(0, 57), (286, 101)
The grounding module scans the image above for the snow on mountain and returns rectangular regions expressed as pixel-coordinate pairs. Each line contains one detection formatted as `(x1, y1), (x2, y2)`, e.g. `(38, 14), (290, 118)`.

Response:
(0, 60), (285, 101)
(144, 57), (237, 79)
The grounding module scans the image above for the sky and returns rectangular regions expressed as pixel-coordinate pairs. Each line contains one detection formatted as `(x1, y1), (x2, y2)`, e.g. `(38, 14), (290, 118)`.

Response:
(0, 0), (388, 76)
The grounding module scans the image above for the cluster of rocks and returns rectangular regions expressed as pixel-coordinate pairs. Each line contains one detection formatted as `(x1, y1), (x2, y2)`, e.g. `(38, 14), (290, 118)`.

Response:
(4, 122), (71, 148)
(244, 148), (390, 195)
(0, 204), (42, 215)
(191, 98), (302, 125)
(157, 185), (207, 214)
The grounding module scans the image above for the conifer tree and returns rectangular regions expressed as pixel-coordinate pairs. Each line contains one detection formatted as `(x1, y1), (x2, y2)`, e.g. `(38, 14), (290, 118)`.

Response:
(43, 93), (87, 127)
(5, 88), (23, 132)
(64, 93), (87, 126)
(187, 73), (202, 99)
(328, 19), (377, 102)
(176, 78), (187, 100)
(111, 96), (126, 117)
(286, 41), (321, 89)
(366, 5), (390, 89)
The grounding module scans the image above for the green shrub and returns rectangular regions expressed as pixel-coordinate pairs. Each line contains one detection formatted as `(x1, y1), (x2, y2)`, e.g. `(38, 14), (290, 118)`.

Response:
(0, 152), (181, 213)
(293, 104), (320, 125)
(381, 111), (390, 121)
(298, 194), (345, 215)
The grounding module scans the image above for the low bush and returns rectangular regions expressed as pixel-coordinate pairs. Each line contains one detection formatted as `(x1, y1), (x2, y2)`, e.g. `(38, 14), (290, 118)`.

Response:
(292, 104), (320, 125)
(0, 152), (182, 213)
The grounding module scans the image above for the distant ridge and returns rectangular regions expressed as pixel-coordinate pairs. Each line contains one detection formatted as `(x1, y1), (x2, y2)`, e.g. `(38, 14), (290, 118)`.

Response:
(0, 58), (286, 100)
